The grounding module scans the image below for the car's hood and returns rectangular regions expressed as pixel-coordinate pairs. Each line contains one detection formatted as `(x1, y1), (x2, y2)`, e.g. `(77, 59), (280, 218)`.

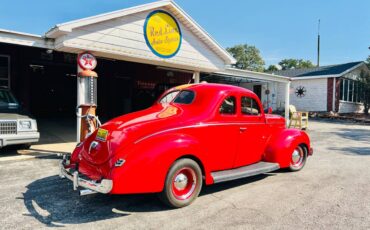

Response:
(79, 103), (197, 165)
(0, 112), (32, 120)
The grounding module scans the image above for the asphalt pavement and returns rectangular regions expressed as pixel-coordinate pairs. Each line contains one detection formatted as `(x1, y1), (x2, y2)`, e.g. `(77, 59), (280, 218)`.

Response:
(0, 119), (369, 230)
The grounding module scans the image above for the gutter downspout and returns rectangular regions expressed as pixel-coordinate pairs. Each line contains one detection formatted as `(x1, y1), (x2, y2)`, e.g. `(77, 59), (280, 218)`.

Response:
(285, 81), (291, 127)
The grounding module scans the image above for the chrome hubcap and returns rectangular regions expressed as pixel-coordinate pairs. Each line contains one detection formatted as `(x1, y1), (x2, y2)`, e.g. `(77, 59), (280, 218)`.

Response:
(292, 150), (301, 163)
(174, 173), (188, 190)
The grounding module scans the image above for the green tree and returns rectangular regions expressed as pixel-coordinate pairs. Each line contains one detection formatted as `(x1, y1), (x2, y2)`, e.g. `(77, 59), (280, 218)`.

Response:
(358, 70), (370, 114)
(226, 44), (265, 72)
(265, 65), (279, 72)
(366, 55), (370, 69)
(278, 59), (315, 70)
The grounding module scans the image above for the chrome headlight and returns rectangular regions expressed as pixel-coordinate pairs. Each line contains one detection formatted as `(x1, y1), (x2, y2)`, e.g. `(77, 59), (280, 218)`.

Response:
(18, 119), (37, 131)
(19, 120), (32, 130)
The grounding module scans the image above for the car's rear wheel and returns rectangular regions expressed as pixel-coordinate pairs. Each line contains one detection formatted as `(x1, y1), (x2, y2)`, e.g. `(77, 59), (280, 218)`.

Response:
(159, 158), (202, 208)
(289, 145), (307, 171)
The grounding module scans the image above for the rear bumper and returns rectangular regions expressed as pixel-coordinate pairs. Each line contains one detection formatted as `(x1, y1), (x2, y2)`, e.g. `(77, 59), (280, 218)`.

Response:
(59, 156), (113, 194)
(0, 131), (40, 147)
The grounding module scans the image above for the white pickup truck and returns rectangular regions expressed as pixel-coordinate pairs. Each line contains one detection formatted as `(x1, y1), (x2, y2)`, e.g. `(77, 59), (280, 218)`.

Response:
(0, 88), (39, 149)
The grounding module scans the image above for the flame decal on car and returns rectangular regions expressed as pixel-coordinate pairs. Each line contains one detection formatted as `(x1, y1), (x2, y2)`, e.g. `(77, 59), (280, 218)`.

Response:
(158, 106), (178, 118)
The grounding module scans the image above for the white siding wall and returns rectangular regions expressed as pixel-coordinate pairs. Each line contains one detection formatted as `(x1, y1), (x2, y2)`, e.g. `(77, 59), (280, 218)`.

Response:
(289, 78), (328, 112)
(55, 8), (226, 72)
(339, 102), (364, 113)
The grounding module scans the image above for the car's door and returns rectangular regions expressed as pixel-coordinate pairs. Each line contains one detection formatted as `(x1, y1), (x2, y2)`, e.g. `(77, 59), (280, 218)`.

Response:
(233, 95), (267, 168)
(203, 95), (240, 171)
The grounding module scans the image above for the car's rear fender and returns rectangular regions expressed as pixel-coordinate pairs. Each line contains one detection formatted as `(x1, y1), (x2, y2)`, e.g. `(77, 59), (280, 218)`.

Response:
(263, 129), (311, 168)
(109, 133), (208, 194)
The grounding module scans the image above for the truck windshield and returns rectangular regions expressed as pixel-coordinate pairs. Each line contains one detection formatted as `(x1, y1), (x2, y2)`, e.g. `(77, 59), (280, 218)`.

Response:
(0, 89), (18, 107)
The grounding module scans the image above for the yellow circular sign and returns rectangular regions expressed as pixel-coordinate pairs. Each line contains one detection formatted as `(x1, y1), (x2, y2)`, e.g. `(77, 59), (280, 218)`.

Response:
(144, 10), (182, 58)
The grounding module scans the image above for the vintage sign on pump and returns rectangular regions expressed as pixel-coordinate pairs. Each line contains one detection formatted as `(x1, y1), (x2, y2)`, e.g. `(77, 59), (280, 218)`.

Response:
(144, 10), (182, 58)
(77, 52), (97, 70)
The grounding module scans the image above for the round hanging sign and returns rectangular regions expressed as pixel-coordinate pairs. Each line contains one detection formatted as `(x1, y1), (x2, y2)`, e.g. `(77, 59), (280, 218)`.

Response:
(77, 52), (97, 70)
(144, 10), (182, 58)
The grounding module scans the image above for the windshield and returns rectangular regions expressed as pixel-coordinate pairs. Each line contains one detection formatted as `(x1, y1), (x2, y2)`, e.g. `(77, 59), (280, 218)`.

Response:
(0, 89), (18, 107)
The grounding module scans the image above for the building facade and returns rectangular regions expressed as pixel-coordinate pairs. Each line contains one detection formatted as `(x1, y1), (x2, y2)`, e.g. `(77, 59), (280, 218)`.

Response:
(272, 61), (370, 113)
(0, 0), (291, 125)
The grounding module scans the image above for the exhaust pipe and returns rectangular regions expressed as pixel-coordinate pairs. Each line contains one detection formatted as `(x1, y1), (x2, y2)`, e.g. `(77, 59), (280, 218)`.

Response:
(79, 189), (98, 196)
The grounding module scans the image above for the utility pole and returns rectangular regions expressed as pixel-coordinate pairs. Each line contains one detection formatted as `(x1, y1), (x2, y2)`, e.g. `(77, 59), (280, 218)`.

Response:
(317, 19), (320, 67)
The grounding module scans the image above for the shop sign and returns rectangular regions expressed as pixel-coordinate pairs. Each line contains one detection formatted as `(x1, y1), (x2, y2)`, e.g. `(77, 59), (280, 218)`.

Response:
(78, 52), (97, 70)
(144, 10), (182, 58)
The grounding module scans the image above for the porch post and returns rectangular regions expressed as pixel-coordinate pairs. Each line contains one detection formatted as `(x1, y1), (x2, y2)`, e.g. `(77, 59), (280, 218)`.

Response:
(285, 81), (291, 127)
(193, 71), (200, 83)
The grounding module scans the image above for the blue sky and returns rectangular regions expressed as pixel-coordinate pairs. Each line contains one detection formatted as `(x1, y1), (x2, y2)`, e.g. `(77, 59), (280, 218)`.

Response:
(0, 0), (369, 66)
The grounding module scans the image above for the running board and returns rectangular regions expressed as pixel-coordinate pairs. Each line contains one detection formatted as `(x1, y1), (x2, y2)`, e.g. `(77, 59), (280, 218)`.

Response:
(211, 161), (280, 183)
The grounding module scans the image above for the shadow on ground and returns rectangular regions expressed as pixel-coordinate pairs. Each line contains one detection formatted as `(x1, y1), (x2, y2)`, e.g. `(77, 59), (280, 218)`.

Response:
(23, 173), (270, 227)
(329, 147), (370, 156)
(335, 128), (370, 142)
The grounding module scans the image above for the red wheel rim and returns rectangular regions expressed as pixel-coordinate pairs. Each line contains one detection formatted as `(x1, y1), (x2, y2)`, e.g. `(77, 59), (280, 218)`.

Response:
(171, 167), (197, 200)
(291, 146), (304, 168)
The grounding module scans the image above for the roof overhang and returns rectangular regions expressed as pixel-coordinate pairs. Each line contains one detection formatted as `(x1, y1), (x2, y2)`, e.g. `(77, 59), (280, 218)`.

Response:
(45, 0), (236, 65)
(218, 68), (291, 83)
(0, 29), (53, 49)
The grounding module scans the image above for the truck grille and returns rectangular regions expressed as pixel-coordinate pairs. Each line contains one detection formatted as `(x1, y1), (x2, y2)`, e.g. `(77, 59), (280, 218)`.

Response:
(0, 121), (17, 135)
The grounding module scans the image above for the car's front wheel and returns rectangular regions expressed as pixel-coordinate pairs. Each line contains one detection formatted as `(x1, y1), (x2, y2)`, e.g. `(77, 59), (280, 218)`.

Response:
(159, 158), (202, 208)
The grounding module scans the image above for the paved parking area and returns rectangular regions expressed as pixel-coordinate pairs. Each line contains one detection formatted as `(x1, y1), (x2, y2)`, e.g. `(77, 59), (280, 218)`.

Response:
(0, 119), (369, 230)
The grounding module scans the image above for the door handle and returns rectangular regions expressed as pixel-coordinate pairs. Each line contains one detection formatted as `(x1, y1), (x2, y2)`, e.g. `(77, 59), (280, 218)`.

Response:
(240, 127), (247, 132)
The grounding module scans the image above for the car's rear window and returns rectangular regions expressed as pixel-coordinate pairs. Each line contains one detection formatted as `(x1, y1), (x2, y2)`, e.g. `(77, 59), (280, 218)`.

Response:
(159, 90), (180, 104)
(174, 90), (195, 104)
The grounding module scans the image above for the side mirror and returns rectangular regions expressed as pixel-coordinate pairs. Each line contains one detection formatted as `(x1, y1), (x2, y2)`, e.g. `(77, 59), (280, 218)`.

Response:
(268, 107), (273, 114)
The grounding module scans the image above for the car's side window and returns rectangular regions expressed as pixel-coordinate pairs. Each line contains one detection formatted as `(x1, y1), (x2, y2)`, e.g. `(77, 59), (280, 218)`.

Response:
(241, 96), (260, 116)
(219, 96), (236, 115)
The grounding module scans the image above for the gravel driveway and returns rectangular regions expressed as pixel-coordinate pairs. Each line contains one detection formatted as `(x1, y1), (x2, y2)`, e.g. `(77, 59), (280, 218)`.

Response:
(0, 119), (369, 230)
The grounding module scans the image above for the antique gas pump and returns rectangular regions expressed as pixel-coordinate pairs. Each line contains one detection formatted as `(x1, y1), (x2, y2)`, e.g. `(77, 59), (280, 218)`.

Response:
(76, 52), (100, 142)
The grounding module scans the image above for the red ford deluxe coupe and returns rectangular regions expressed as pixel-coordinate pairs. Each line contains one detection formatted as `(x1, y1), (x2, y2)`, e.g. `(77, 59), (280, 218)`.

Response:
(60, 83), (312, 208)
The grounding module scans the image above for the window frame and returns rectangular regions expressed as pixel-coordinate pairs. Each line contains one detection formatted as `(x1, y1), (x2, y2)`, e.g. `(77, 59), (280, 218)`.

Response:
(219, 95), (237, 116)
(0, 55), (10, 89)
(240, 95), (262, 117)
(340, 78), (362, 103)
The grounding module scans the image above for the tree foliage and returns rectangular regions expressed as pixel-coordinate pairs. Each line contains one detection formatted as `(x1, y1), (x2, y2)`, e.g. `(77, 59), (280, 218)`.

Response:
(266, 65), (279, 72)
(278, 59), (315, 70)
(226, 44), (265, 72)
(359, 59), (370, 114)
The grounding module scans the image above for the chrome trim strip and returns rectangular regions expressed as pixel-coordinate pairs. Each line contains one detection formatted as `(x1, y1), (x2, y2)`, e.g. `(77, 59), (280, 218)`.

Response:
(134, 122), (265, 144)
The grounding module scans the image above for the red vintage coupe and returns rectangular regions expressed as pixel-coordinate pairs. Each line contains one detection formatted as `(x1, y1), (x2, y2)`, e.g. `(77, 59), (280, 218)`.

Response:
(60, 83), (312, 208)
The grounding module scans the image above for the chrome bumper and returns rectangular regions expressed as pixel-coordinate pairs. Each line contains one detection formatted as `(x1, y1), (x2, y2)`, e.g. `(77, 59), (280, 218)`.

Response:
(0, 131), (40, 147)
(59, 158), (113, 194)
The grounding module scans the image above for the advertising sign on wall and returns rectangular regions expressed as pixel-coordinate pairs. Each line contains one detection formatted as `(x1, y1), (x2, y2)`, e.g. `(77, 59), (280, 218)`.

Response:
(144, 10), (182, 58)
